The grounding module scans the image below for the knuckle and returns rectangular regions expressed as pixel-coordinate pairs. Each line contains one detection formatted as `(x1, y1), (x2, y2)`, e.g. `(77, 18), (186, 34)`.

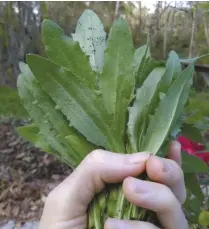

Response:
(168, 159), (184, 184)
(85, 149), (106, 166)
(46, 184), (69, 206)
(159, 185), (179, 212)
(164, 159), (187, 205)
(45, 188), (57, 204)
(83, 150), (107, 191)
(179, 186), (187, 205)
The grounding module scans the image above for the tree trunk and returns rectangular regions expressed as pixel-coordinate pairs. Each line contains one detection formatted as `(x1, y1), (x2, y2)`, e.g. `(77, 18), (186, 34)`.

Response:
(163, 11), (171, 59)
(138, 1), (142, 35)
(203, 14), (209, 46)
(189, 3), (198, 58)
(114, 1), (120, 20)
(151, 1), (163, 52)
(155, 1), (162, 32)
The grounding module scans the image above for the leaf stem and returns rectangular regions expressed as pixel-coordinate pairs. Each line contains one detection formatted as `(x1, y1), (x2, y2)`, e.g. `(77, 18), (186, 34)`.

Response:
(114, 184), (125, 219)
(93, 198), (102, 229)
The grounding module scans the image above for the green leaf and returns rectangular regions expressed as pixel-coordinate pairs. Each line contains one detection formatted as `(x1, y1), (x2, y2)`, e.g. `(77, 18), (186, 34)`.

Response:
(136, 57), (165, 88)
(182, 152), (208, 173)
(18, 62), (94, 167)
(18, 63), (76, 166)
(142, 65), (194, 154)
(129, 53), (182, 149)
(134, 45), (150, 75)
(42, 19), (127, 151)
(170, 114), (184, 138)
(99, 18), (135, 150)
(159, 92), (165, 101)
(184, 173), (204, 202)
(181, 123), (204, 143)
(180, 54), (209, 64)
(159, 51), (181, 92)
(128, 67), (165, 151)
(66, 135), (95, 158)
(72, 9), (106, 73)
(128, 53), (180, 149)
(42, 19), (97, 90)
(138, 52), (180, 122)
(17, 124), (53, 153)
(184, 195), (201, 224)
(199, 211), (209, 227)
(26, 55), (120, 151)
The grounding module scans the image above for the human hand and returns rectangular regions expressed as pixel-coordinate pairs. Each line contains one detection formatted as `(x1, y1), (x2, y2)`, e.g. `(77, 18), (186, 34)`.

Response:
(39, 141), (188, 229)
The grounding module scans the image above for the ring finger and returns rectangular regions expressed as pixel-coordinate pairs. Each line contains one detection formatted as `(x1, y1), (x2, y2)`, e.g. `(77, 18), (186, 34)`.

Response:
(123, 178), (188, 229)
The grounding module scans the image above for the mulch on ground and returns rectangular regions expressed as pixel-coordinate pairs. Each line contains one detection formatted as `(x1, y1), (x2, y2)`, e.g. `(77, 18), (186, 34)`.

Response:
(0, 121), (72, 222)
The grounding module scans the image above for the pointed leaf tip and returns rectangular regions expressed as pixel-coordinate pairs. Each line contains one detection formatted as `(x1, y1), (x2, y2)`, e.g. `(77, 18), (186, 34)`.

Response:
(42, 18), (58, 28)
(19, 61), (27, 73)
(73, 7), (106, 72)
(142, 64), (194, 154)
(80, 9), (99, 17)
(180, 54), (209, 64)
(42, 19), (64, 42)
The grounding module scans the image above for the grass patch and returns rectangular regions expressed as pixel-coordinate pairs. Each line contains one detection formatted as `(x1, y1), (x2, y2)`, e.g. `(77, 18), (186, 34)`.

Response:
(0, 86), (28, 119)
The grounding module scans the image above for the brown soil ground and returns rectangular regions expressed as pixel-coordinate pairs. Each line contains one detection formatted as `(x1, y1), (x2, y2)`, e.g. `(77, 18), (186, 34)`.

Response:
(0, 121), (72, 223)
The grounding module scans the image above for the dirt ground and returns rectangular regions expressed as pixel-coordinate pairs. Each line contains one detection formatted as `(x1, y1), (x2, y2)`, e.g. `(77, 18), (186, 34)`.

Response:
(0, 121), (72, 224)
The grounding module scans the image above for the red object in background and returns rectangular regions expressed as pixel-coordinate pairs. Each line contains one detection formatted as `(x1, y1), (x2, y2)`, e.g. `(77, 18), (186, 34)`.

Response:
(177, 136), (209, 163)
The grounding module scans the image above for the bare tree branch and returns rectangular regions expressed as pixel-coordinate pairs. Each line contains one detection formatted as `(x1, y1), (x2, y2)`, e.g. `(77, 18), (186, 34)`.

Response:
(159, 1), (174, 18)
(168, 5), (189, 13)
(114, 1), (120, 20)
(189, 2), (197, 58)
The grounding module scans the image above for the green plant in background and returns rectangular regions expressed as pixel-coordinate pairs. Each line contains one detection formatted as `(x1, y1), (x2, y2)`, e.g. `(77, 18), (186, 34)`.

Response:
(199, 210), (209, 228)
(17, 10), (209, 228)
(0, 86), (28, 119)
(184, 92), (209, 150)
(185, 92), (209, 125)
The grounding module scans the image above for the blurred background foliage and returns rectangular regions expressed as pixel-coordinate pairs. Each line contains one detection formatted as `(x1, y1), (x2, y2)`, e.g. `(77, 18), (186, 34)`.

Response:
(1, 1), (209, 124)
(0, 1), (209, 86)
(0, 86), (27, 119)
(0, 1), (209, 129)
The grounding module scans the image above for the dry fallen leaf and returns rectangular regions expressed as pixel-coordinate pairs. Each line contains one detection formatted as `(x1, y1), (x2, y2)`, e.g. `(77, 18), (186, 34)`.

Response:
(0, 121), (71, 221)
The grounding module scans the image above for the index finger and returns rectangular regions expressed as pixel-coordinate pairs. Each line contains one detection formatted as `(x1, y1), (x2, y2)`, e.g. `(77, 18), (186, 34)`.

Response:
(43, 150), (149, 219)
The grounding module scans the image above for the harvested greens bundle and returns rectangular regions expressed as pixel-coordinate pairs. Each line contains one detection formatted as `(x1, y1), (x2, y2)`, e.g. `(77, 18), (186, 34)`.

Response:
(17, 10), (208, 228)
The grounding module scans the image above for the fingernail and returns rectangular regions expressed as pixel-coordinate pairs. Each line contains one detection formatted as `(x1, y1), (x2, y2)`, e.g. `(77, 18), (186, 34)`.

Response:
(161, 158), (171, 172)
(106, 218), (130, 229)
(128, 152), (150, 164)
(130, 178), (151, 193)
(171, 140), (181, 151)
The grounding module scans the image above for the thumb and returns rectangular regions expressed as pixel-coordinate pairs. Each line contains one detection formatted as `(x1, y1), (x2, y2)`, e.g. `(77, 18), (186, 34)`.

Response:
(41, 150), (149, 222)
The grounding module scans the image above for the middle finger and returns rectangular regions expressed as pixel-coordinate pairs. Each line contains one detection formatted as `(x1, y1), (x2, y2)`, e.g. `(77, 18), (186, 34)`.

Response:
(146, 155), (186, 204)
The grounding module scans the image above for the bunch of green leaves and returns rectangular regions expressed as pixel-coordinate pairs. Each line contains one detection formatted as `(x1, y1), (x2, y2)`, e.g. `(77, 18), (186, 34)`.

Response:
(17, 9), (208, 227)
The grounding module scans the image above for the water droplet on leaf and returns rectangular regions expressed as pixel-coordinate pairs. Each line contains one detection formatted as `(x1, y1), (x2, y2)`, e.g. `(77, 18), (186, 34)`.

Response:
(55, 105), (60, 110)
(32, 100), (38, 105)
